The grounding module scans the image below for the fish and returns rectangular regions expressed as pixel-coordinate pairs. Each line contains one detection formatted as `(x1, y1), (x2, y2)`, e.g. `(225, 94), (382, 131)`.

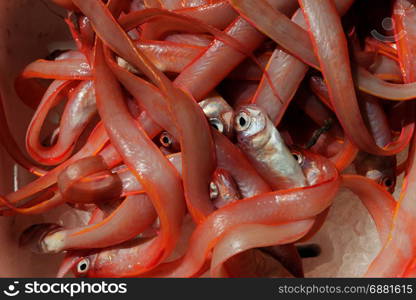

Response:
(209, 168), (242, 209)
(234, 104), (307, 190)
(354, 152), (397, 193)
(199, 92), (234, 138)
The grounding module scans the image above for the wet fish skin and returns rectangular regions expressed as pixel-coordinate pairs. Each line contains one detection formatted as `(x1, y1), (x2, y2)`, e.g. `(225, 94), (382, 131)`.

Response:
(235, 104), (307, 190)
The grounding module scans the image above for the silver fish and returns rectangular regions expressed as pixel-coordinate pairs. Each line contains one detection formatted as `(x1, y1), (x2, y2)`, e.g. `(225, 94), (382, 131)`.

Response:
(199, 92), (234, 138)
(354, 152), (397, 193)
(235, 104), (307, 190)
(159, 131), (180, 154)
(209, 168), (242, 209)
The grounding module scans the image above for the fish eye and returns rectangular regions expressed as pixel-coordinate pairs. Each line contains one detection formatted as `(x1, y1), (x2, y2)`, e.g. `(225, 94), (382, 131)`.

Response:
(209, 118), (224, 133)
(292, 151), (304, 165)
(76, 258), (90, 275)
(235, 112), (251, 131)
(209, 181), (219, 200)
(382, 177), (394, 188)
(159, 132), (172, 147)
